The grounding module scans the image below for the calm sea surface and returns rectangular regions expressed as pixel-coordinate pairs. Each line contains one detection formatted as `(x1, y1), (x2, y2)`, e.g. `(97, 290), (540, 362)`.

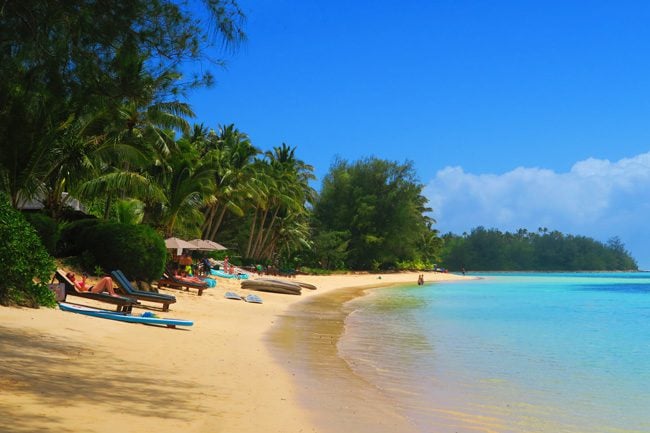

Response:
(339, 273), (650, 433)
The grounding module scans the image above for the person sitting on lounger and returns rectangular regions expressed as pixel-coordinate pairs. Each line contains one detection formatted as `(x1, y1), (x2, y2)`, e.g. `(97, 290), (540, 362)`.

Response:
(66, 272), (119, 297)
(174, 269), (206, 285)
(179, 253), (194, 275)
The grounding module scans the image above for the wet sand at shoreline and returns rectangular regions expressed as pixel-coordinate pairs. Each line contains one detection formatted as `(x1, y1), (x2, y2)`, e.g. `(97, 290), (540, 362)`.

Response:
(268, 284), (419, 433)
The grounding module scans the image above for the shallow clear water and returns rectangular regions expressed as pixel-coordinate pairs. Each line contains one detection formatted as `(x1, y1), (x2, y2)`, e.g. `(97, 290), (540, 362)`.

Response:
(339, 273), (650, 433)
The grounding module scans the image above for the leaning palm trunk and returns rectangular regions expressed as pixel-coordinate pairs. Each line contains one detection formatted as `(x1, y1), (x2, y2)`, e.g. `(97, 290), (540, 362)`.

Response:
(43, 178), (66, 219)
(103, 195), (112, 220)
(201, 203), (218, 238)
(208, 205), (228, 241)
(254, 206), (280, 259)
(245, 207), (259, 257)
(250, 207), (270, 259)
(165, 213), (179, 238)
(259, 234), (278, 262)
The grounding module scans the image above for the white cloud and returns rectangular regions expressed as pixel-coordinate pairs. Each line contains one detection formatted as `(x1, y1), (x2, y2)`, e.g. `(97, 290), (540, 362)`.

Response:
(424, 152), (650, 268)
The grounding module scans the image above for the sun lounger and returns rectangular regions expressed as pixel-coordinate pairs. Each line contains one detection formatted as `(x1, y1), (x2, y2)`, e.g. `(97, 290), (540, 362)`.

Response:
(157, 271), (209, 296)
(110, 270), (177, 312)
(53, 269), (140, 313)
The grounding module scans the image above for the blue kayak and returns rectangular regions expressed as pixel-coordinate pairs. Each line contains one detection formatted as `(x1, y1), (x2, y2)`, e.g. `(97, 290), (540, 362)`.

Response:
(210, 269), (249, 280)
(59, 302), (193, 328)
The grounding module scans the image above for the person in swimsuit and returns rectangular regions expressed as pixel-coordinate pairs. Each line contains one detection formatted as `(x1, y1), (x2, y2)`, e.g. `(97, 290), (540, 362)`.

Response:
(66, 272), (119, 297)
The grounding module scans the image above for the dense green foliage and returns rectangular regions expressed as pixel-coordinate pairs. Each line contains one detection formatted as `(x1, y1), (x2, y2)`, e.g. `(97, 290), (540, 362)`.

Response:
(24, 212), (60, 255)
(0, 197), (56, 307)
(310, 158), (437, 270)
(441, 227), (638, 271)
(195, 138), (315, 266)
(0, 1), (320, 275)
(77, 222), (167, 281)
(0, 0), (245, 210)
(57, 218), (102, 257)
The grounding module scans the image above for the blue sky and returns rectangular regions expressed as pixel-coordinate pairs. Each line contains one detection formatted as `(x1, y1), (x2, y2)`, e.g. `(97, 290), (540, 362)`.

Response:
(187, 1), (650, 269)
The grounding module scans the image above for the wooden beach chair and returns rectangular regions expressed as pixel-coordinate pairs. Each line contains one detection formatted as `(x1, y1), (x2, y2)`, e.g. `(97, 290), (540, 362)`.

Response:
(157, 269), (209, 296)
(110, 270), (177, 312)
(52, 270), (140, 313)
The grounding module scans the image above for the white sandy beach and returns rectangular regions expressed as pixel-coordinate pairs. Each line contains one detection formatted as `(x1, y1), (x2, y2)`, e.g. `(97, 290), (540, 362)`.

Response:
(0, 271), (466, 433)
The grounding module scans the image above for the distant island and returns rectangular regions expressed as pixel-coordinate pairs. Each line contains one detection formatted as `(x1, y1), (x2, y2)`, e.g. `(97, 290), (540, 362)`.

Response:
(440, 227), (638, 272)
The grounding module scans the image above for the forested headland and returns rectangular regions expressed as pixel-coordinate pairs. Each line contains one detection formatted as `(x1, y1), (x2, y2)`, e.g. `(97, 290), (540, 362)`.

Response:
(440, 227), (638, 272)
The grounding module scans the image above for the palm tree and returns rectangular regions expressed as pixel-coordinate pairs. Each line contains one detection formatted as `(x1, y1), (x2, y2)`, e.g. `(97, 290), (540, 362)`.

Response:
(0, 80), (68, 209)
(200, 124), (259, 241)
(0, 0), (246, 215)
(159, 154), (215, 238)
(114, 198), (144, 224)
(244, 143), (315, 262)
(75, 64), (195, 219)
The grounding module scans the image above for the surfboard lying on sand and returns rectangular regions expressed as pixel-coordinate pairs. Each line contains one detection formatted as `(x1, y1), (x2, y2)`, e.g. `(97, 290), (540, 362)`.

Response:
(224, 291), (243, 300)
(244, 294), (263, 304)
(58, 302), (193, 328)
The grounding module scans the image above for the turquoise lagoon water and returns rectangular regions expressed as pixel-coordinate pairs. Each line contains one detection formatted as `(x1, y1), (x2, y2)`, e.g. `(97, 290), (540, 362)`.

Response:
(339, 273), (650, 433)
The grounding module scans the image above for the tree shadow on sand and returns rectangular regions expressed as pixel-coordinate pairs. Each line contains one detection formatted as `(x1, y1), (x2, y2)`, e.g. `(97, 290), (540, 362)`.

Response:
(0, 325), (224, 432)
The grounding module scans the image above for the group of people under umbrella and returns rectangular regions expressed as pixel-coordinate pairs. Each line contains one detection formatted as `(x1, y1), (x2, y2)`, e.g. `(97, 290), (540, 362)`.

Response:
(165, 237), (228, 277)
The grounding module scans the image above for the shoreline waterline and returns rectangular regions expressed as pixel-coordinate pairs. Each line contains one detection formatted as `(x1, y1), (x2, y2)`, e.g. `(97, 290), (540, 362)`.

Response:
(266, 282), (420, 433)
(266, 273), (472, 433)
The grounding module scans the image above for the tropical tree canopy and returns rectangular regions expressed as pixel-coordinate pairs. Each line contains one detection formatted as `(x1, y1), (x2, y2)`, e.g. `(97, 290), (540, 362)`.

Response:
(311, 157), (436, 270)
(0, 0), (245, 209)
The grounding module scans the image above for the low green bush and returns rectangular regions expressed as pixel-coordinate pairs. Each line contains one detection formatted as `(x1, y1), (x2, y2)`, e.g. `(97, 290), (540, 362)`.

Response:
(81, 222), (166, 281)
(395, 259), (434, 271)
(0, 197), (56, 307)
(297, 267), (334, 275)
(57, 217), (100, 257)
(24, 212), (60, 255)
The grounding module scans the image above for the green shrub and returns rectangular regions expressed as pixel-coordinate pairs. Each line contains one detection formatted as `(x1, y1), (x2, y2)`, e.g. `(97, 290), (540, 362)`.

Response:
(24, 212), (60, 255)
(81, 222), (166, 281)
(395, 259), (433, 271)
(57, 217), (100, 257)
(0, 197), (56, 307)
(297, 267), (334, 275)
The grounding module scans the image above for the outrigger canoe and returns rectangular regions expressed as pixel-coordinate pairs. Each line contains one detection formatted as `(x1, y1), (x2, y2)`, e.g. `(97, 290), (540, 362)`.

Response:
(241, 279), (302, 295)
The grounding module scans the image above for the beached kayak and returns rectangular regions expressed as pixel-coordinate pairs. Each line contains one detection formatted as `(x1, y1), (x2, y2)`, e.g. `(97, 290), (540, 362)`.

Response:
(241, 279), (302, 295)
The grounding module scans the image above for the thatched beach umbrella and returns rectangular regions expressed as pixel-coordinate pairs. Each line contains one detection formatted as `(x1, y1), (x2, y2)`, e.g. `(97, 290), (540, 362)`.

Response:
(165, 237), (196, 256)
(189, 239), (228, 251)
